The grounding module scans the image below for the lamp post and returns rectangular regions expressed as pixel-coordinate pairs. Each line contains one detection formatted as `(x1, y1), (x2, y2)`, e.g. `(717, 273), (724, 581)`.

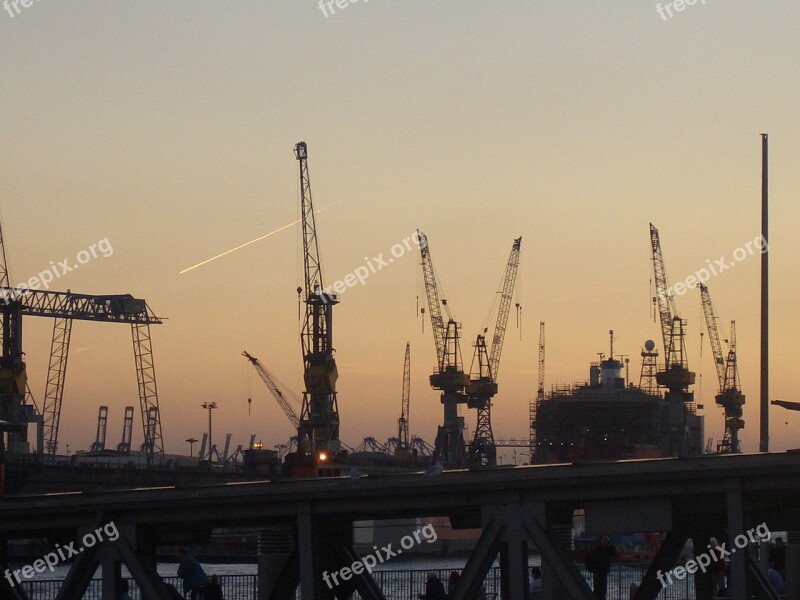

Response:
(185, 437), (198, 458)
(200, 402), (218, 460)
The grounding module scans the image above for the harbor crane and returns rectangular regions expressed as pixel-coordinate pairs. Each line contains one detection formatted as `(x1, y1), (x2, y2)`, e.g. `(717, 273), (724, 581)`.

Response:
(89, 405), (108, 452)
(295, 141), (340, 461)
(0, 288), (164, 462)
(649, 223), (699, 455)
(466, 236), (522, 466)
(698, 283), (744, 453)
(417, 229), (470, 467)
(396, 342), (411, 454)
(529, 321), (545, 454)
(0, 218), (164, 463)
(242, 351), (301, 429)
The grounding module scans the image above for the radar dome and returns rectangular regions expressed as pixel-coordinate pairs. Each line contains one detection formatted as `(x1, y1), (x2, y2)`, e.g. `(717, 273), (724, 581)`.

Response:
(645, 340), (656, 351)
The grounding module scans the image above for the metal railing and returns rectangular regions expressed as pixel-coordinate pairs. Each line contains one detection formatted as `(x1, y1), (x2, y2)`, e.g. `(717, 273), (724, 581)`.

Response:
(21, 563), (693, 599)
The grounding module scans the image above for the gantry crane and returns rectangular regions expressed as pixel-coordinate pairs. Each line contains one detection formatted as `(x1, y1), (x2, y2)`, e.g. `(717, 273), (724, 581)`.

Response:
(466, 236), (522, 466)
(295, 141), (340, 461)
(116, 406), (134, 454)
(417, 230), (470, 467)
(698, 283), (744, 453)
(397, 342), (411, 454)
(242, 351), (301, 429)
(89, 406), (109, 452)
(0, 288), (165, 462)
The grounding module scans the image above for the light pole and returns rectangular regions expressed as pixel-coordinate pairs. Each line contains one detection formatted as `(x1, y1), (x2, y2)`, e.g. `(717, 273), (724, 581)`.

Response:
(185, 437), (198, 458)
(200, 402), (217, 460)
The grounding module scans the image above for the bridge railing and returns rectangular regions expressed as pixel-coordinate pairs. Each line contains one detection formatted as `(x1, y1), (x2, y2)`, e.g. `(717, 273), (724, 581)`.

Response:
(20, 563), (692, 599)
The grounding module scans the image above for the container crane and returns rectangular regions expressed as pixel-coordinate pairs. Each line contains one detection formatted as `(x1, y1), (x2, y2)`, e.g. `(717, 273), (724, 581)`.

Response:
(295, 141), (340, 462)
(396, 342), (411, 454)
(89, 406), (108, 452)
(649, 223), (700, 455)
(417, 230), (470, 467)
(242, 351), (301, 429)
(698, 283), (744, 453)
(466, 236), (522, 466)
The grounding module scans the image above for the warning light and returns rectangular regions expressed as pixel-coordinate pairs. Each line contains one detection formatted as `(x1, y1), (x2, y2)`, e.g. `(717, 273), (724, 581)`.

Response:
(317, 451), (329, 463)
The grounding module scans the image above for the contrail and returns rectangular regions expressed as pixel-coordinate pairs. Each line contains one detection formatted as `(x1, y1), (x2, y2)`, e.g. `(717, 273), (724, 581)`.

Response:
(179, 204), (334, 275)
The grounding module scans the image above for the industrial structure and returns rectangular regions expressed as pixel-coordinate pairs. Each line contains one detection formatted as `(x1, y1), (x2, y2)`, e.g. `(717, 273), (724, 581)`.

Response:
(0, 220), (165, 469)
(532, 224), (705, 463)
(294, 141), (341, 468)
(417, 230), (470, 467)
(698, 283), (745, 453)
(417, 231), (522, 468)
(466, 236), (522, 466)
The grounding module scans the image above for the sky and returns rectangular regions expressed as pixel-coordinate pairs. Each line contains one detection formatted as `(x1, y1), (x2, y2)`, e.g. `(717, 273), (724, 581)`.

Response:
(1, 1), (798, 458)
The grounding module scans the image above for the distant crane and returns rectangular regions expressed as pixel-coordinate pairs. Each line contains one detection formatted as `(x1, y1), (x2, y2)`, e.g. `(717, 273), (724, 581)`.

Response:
(530, 321), (545, 454)
(698, 283), (744, 453)
(417, 230), (470, 467)
(466, 236), (522, 466)
(242, 351), (301, 429)
(295, 141), (340, 461)
(116, 406), (134, 454)
(649, 223), (698, 455)
(89, 406), (108, 452)
(397, 342), (411, 453)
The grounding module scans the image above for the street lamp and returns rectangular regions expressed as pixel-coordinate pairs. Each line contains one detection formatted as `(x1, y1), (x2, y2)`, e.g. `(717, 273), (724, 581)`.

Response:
(200, 402), (218, 460)
(185, 437), (199, 458)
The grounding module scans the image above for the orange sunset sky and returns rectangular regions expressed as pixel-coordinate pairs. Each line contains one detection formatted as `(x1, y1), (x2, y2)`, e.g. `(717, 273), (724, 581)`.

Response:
(1, 2), (798, 458)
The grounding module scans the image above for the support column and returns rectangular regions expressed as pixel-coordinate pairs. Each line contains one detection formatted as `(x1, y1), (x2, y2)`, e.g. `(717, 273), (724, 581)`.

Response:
(727, 489), (746, 600)
(297, 509), (316, 600)
(257, 525), (295, 600)
(786, 531), (800, 600)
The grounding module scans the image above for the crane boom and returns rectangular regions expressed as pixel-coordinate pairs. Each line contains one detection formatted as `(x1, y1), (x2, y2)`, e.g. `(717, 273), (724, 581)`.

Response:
(243, 351), (300, 429)
(398, 342), (411, 449)
(649, 223), (677, 356)
(417, 230), (448, 370)
(699, 283), (726, 393)
(488, 237), (522, 381)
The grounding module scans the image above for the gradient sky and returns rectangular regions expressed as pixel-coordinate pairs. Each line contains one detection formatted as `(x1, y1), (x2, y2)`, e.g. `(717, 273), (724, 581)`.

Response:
(1, 2), (798, 458)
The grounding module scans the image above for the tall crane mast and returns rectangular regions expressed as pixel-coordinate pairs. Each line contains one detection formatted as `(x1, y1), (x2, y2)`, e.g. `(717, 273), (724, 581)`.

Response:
(417, 230), (469, 467)
(530, 321), (545, 455)
(698, 283), (745, 453)
(649, 223), (698, 456)
(397, 342), (411, 451)
(242, 351), (301, 429)
(467, 236), (522, 466)
(295, 142), (339, 459)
